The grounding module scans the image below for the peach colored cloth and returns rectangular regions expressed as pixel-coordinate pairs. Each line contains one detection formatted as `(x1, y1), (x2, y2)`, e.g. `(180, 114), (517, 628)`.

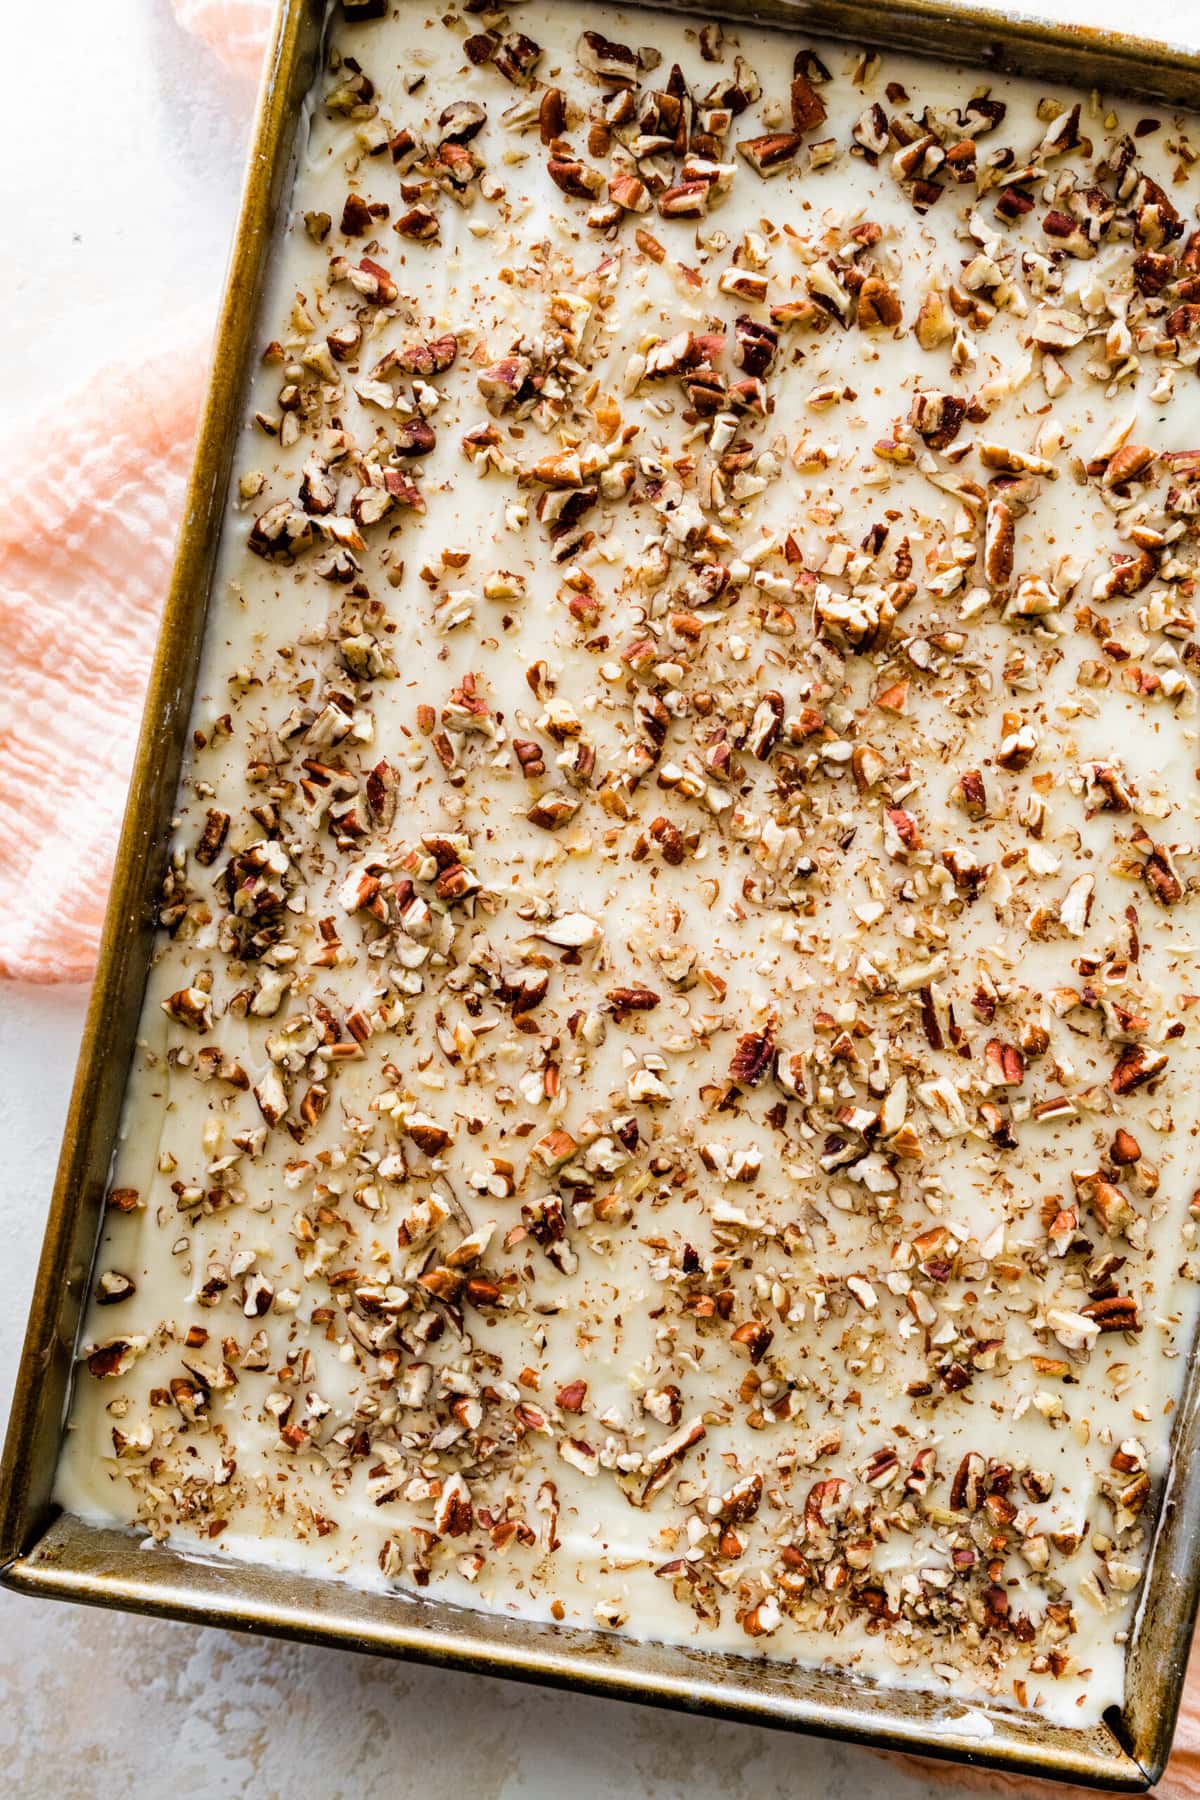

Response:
(0, 321), (210, 981)
(171, 0), (274, 82)
(0, 0), (269, 982)
(3, 2), (1200, 1792)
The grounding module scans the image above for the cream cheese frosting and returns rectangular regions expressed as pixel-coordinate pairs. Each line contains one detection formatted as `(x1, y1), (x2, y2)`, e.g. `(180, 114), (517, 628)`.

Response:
(54, 0), (1200, 1725)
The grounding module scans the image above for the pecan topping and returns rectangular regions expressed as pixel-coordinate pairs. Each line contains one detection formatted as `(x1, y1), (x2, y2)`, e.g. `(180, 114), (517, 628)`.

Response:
(62, 10), (1200, 1719)
(729, 1027), (775, 1087)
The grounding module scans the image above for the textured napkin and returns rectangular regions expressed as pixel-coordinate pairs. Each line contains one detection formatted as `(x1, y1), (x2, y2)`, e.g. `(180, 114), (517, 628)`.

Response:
(0, 0), (269, 981)
(2, 4), (1199, 1793)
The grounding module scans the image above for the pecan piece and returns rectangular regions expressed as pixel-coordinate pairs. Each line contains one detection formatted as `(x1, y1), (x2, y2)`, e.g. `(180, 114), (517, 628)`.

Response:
(984, 1039), (1024, 1087)
(438, 100), (486, 145)
(790, 68), (827, 135)
(857, 277), (902, 329)
(493, 31), (542, 85)
(339, 193), (374, 236)
(1081, 1295), (1141, 1333)
(527, 791), (581, 829)
(730, 1319), (774, 1362)
(396, 332), (458, 376)
(953, 768), (988, 817)
(95, 1271), (136, 1306)
(394, 206), (439, 242)
(746, 691), (784, 758)
(548, 158), (605, 200)
(649, 816), (685, 865)
(577, 30), (639, 88)
(327, 322), (362, 361)
(194, 809), (230, 867)
(1092, 549), (1156, 600)
(434, 862), (479, 902)
(539, 86), (566, 144)
(950, 1451), (986, 1512)
(984, 498), (1015, 589)
(657, 182), (710, 218)
(607, 987), (661, 1018)
(86, 1336), (148, 1379)
(910, 390), (966, 451)
(162, 986), (213, 1032)
(1110, 1045), (1168, 1094)
(1143, 840), (1183, 906)
(737, 132), (804, 176)
(1103, 444), (1155, 488)
(478, 355), (533, 413)
(609, 173), (651, 213)
(884, 806), (921, 858)
(348, 256), (398, 302)
(729, 1026), (775, 1087)
(512, 738), (546, 779)
(249, 501), (313, 561)
(732, 313), (778, 377)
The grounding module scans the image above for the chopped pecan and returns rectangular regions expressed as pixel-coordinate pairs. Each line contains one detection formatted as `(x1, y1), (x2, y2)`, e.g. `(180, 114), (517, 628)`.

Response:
(737, 132), (804, 176)
(396, 332), (458, 376)
(729, 1027), (775, 1087)
(789, 69), (827, 135)
(1110, 1046), (1168, 1094)
(577, 29), (639, 87)
(194, 809), (230, 867)
(910, 390), (966, 451)
(857, 277), (902, 329)
(394, 205), (439, 242)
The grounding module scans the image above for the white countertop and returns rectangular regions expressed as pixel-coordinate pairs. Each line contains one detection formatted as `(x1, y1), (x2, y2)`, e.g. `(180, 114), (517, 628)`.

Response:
(1, 1), (1192, 1791)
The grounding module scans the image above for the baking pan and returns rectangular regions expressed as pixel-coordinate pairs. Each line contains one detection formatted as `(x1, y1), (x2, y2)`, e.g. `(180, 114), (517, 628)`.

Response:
(5, 0), (1200, 1787)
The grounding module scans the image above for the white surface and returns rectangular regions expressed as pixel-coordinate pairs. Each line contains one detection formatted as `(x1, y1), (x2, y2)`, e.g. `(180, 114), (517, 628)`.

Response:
(0, 1), (1193, 1793)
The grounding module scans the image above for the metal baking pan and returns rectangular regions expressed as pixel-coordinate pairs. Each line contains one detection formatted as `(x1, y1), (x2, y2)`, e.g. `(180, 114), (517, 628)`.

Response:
(5, 0), (1200, 1787)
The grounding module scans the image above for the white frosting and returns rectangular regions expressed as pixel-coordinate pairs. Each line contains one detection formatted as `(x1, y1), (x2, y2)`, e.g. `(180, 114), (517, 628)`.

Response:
(55, 0), (1200, 1726)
